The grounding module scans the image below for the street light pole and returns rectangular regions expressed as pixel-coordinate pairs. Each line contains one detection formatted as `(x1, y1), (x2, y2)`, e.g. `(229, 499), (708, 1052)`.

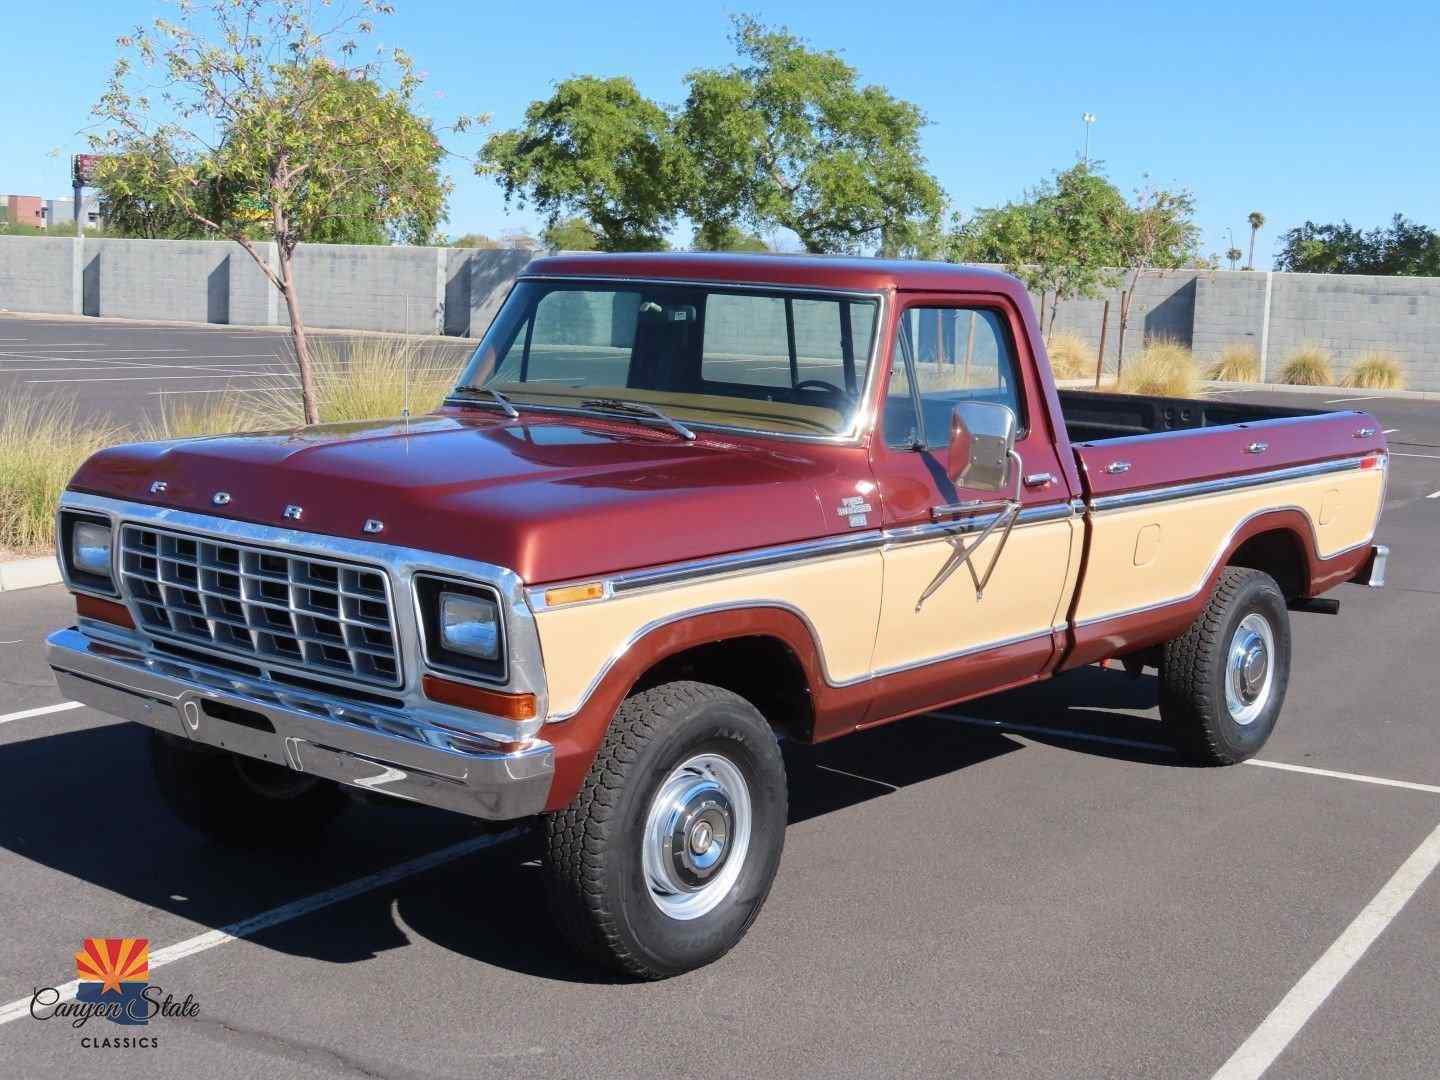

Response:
(1081, 113), (1096, 165)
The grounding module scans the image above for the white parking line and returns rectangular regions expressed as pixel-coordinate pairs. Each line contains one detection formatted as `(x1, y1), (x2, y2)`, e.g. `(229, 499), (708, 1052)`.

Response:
(1246, 759), (1440, 796)
(1428, 491), (1440, 500)
(26, 373), (299, 383)
(1390, 452), (1440, 460)
(1210, 817), (1440, 1080)
(1382, 428), (1398, 434)
(0, 701), (84, 725)
(1323, 394), (1386, 404)
(0, 828), (523, 1027)
(146, 386), (298, 395)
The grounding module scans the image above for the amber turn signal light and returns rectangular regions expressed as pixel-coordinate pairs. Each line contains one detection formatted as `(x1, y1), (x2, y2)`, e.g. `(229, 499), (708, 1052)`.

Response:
(543, 581), (606, 607)
(75, 594), (135, 629)
(422, 674), (537, 721)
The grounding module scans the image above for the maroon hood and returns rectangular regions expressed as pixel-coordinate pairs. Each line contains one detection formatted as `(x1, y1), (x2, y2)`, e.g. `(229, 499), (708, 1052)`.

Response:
(69, 413), (859, 584)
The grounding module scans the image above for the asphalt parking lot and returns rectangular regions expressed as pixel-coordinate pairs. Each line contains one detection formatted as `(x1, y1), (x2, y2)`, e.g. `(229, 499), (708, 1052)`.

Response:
(2, 346), (1439, 1076)
(0, 313), (477, 428)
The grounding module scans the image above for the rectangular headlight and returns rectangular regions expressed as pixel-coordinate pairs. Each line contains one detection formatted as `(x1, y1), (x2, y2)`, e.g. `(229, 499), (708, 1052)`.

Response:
(439, 591), (500, 660)
(72, 521), (113, 578)
(60, 512), (117, 594)
(414, 575), (506, 681)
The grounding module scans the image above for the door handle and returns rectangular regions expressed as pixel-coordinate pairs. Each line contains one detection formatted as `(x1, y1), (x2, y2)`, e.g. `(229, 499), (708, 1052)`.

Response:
(1246, 441), (1269, 454)
(1103, 461), (1131, 475)
(1023, 472), (1055, 488)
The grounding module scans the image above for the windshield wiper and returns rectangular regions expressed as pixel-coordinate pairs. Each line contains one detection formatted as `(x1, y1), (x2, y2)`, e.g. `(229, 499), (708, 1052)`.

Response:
(450, 384), (519, 419)
(579, 398), (696, 441)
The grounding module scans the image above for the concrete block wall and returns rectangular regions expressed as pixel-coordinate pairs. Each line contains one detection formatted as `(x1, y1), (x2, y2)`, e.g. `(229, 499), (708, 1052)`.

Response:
(290, 243), (442, 334)
(90, 238), (240, 323)
(3, 237), (1440, 388)
(1266, 273), (1440, 387)
(0, 236), (77, 314)
(1023, 270), (1202, 373)
(1191, 272), (1268, 366)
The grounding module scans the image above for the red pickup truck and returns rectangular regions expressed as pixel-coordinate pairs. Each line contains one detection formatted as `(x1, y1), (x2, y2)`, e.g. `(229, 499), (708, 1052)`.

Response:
(49, 254), (1388, 978)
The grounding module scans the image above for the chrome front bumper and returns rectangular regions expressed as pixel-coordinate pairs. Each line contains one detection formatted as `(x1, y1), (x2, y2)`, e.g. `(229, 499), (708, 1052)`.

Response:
(47, 627), (554, 820)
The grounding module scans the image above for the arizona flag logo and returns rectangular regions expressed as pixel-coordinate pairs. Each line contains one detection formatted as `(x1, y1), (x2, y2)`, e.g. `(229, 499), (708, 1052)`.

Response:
(75, 939), (150, 1025)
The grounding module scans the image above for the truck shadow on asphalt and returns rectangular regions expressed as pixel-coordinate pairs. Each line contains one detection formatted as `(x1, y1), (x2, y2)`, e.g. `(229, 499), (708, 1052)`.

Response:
(0, 669), (1194, 985)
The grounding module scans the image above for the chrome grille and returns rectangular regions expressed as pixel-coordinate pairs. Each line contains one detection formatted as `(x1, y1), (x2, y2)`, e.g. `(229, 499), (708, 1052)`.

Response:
(118, 524), (401, 689)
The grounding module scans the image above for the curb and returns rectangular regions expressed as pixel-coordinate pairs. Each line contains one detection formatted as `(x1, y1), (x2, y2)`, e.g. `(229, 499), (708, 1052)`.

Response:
(0, 555), (62, 593)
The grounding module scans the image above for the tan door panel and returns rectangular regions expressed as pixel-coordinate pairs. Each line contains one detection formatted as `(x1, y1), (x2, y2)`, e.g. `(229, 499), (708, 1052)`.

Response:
(873, 518), (1075, 675)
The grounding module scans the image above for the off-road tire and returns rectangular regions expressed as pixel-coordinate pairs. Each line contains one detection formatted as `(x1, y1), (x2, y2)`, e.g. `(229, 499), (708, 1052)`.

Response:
(543, 681), (787, 980)
(149, 730), (349, 845)
(1160, 567), (1291, 765)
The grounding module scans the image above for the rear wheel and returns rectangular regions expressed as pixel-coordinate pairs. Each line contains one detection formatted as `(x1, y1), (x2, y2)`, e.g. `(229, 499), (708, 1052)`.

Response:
(149, 730), (349, 845)
(543, 681), (787, 979)
(1160, 567), (1291, 764)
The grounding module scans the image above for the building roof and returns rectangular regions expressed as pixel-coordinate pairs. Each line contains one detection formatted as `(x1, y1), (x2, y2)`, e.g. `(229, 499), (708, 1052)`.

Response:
(525, 251), (1025, 297)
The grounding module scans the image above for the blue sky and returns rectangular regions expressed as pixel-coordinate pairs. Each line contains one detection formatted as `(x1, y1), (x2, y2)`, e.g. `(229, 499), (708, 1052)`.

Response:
(4, 0), (1437, 263)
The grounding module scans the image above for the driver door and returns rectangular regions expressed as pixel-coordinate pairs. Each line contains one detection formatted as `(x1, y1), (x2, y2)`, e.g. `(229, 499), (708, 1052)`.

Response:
(864, 296), (1077, 719)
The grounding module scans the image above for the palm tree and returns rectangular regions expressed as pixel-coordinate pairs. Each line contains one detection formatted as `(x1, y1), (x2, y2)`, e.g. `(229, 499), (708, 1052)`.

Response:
(1246, 211), (1265, 270)
(1226, 247), (1243, 270)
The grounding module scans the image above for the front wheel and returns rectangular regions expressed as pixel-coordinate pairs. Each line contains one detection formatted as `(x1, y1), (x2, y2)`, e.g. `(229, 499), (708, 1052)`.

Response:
(1160, 567), (1291, 764)
(543, 681), (787, 979)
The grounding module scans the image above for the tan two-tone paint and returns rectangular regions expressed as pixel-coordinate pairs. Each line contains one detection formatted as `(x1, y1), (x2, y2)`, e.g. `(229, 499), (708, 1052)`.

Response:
(530, 460), (1384, 723)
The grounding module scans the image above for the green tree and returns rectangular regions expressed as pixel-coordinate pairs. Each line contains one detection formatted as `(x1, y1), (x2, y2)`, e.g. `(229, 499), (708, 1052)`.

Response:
(1246, 210), (1265, 270)
(678, 16), (943, 255)
(448, 232), (501, 248)
(480, 76), (683, 252)
(1115, 179), (1199, 370)
(949, 163), (1129, 334)
(690, 223), (770, 252)
(1275, 215), (1440, 276)
(92, 0), (457, 424)
(541, 216), (603, 251)
(1226, 246), (1243, 270)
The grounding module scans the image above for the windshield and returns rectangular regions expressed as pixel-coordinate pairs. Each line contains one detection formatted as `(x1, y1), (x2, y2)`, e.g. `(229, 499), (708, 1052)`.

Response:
(452, 280), (880, 437)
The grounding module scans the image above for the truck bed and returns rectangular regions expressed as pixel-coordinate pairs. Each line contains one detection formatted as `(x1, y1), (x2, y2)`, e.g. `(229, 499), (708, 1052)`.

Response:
(1056, 389), (1386, 503)
(1057, 389), (1327, 445)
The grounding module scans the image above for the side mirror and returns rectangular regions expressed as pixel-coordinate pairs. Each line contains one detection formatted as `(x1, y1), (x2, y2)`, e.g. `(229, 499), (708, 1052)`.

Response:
(948, 401), (1018, 491)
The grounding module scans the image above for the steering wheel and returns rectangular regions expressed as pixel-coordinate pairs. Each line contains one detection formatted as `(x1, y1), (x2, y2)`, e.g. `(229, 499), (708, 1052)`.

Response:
(793, 378), (851, 406)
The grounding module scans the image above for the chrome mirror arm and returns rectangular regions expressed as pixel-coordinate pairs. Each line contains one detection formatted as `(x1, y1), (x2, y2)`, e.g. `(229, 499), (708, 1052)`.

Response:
(915, 449), (1024, 611)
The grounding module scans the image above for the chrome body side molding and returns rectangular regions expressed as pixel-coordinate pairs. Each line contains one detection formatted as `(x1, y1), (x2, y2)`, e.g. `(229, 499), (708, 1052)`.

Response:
(1087, 456), (1374, 512)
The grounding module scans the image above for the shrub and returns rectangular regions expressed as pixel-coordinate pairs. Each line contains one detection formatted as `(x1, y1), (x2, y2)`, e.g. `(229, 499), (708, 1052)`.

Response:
(1046, 332), (1098, 381)
(1341, 351), (1405, 390)
(1280, 345), (1334, 386)
(1207, 343), (1259, 383)
(0, 397), (118, 553)
(1117, 338), (1198, 397)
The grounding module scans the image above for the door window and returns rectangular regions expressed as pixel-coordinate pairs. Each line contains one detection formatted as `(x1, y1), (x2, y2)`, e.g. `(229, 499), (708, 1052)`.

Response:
(883, 307), (1023, 450)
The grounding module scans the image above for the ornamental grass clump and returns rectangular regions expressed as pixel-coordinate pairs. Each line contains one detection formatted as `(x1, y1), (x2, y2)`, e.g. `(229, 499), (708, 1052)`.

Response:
(1207, 343), (1259, 383)
(1046, 332), (1098, 381)
(1341, 351), (1405, 390)
(238, 335), (461, 428)
(1280, 345), (1334, 386)
(0, 396), (118, 553)
(1117, 338), (1198, 397)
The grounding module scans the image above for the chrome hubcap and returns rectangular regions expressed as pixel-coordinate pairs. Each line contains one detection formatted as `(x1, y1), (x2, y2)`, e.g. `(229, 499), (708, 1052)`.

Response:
(1225, 612), (1275, 725)
(642, 753), (751, 920)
